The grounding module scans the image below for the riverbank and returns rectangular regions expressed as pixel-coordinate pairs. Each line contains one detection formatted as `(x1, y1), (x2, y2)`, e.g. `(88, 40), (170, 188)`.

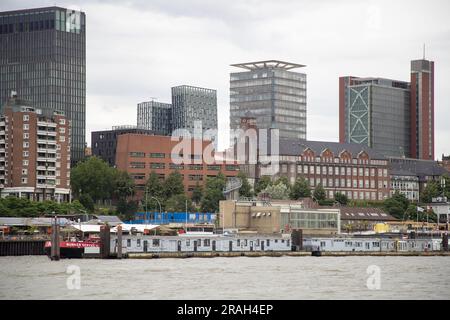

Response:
(123, 251), (450, 259)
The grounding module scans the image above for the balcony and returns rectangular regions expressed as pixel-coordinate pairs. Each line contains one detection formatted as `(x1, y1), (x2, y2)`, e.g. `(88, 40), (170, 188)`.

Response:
(37, 121), (57, 128)
(0, 148), (5, 153)
(37, 183), (56, 189)
(0, 130), (5, 135)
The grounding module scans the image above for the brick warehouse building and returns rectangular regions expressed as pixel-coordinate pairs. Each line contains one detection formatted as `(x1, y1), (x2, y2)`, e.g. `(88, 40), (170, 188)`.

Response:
(0, 93), (71, 201)
(115, 134), (240, 198)
(255, 138), (391, 201)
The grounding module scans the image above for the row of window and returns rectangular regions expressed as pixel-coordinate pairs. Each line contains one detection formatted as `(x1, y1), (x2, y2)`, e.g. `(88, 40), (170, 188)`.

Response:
(129, 162), (238, 171)
(281, 164), (388, 177)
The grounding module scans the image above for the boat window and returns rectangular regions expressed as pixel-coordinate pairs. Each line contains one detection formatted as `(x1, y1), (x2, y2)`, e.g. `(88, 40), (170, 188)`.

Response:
(203, 239), (210, 247)
(256, 239), (260, 246)
(186, 240), (190, 246)
(198, 239), (201, 247)
(127, 239), (131, 247)
(237, 239), (241, 246)
(286, 240), (290, 247)
(137, 239), (141, 247)
(266, 239), (270, 246)
(152, 239), (160, 246)
(244, 239), (248, 246)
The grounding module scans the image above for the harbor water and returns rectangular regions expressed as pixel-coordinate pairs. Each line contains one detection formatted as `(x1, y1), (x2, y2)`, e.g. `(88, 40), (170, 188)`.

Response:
(1, 256), (449, 299)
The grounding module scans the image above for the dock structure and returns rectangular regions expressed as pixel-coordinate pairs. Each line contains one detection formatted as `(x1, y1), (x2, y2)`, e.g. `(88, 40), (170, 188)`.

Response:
(50, 216), (60, 261)
(0, 240), (46, 256)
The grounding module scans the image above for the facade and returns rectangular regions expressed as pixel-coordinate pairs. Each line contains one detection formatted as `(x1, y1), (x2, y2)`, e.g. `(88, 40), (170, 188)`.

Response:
(0, 7), (86, 165)
(339, 59), (435, 160)
(230, 60), (307, 140)
(91, 126), (156, 167)
(115, 134), (239, 197)
(255, 138), (391, 201)
(136, 101), (172, 135)
(339, 77), (411, 157)
(0, 94), (71, 201)
(220, 199), (340, 236)
(410, 59), (434, 160)
(388, 157), (448, 201)
(171, 85), (217, 138)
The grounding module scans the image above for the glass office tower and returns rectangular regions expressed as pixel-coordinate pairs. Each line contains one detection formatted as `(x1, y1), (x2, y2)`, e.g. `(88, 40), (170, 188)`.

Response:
(171, 85), (217, 138)
(137, 100), (172, 135)
(0, 7), (86, 165)
(230, 60), (307, 139)
(340, 77), (411, 158)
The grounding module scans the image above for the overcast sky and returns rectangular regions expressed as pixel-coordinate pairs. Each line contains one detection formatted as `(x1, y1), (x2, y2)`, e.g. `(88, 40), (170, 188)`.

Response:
(2, 0), (450, 159)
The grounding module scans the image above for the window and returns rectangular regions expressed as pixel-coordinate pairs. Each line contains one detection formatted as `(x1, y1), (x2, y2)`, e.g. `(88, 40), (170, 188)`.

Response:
(23, 124), (29, 130)
(59, 119), (65, 125)
(23, 160), (29, 166)
(59, 127), (65, 134)
(203, 239), (210, 247)
(23, 115), (29, 121)
(127, 239), (131, 247)
(150, 163), (165, 169)
(23, 151), (29, 157)
(23, 142), (29, 148)
(22, 169), (28, 175)
(59, 136), (65, 142)
(152, 239), (160, 246)
(129, 152), (145, 157)
(266, 239), (270, 246)
(21, 177), (28, 184)
(137, 239), (141, 247)
(186, 240), (190, 246)
(130, 162), (145, 169)
(150, 153), (165, 158)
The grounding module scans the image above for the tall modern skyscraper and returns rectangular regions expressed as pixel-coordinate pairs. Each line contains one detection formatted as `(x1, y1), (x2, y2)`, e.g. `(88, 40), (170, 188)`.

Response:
(410, 59), (434, 160)
(171, 85), (217, 137)
(0, 7), (86, 165)
(230, 60), (307, 139)
(339, 59), (435, 160)
(137, 100), (172, 135)
(339, 77), (411, 157)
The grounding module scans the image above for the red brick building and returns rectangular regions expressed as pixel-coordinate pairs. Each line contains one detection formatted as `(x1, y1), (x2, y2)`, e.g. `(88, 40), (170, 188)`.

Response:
(115, 134), (239, 198)
(0, 94), (71, 201)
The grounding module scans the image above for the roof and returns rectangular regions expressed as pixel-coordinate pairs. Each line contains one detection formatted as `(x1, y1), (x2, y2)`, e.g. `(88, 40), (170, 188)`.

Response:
(231, 60), (306, 71)
(0, 217), (72, 226)
(94, 215), (123, 226)
(112, 224), (160, 233)
(277, 138), (385, 159)
(389, 157), (449, 179)
(337, 207), (397, 221)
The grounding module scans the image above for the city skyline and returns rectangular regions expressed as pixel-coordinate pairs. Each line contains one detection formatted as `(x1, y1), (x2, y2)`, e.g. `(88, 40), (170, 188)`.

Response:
(1, 0), (449, 160)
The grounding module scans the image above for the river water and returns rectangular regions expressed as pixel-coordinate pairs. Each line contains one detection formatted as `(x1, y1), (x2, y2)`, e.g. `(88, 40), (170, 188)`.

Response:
(1, 256), (449, 299)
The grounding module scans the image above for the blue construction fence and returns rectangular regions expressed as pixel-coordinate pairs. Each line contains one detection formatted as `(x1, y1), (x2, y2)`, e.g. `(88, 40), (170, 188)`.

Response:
(126, 212), (217, 225)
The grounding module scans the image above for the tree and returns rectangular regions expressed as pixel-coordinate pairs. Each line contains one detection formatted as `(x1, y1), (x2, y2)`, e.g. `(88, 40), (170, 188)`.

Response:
(163, 170), (185, 199)
(79, 194), (95, 212)
(71, 156), (115, 202)
(313, 183), (326, 201)
(200, 172), (226, 213)
(112, 170), (135, 201)
(116, 199), (139, 221)
(262, 183), (289, 200)
(191, 182), (203, 204)
(421, 180), (441, 203)
(254, 176), (272, 194)
(275, 176), (290, 188)
(334, 192), (349, 205)
(237, 172), (253, 198)
(144, 171), (164, 210)
(290, 177), (311, 199)
(383, 191), (410, 220)
(165, 194), (194, 212)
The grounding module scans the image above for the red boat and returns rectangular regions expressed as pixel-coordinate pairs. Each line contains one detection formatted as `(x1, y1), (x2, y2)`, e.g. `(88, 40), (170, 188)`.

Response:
(44, 238), (100, 258)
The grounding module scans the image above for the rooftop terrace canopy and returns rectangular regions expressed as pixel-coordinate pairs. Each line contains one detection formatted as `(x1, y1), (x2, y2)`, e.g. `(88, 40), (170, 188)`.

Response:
(231, 60), (306, 71)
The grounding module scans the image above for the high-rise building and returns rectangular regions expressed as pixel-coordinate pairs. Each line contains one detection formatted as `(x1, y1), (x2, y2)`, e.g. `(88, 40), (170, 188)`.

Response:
(410, 59), (434, 160)
(137, 101), (172, 135)
(339, 59), (435, 160)
(230, 60), (307, 140)
(0, 7), (86, 165)
(171, 85), (217, 138)
(0, 93), (71, 201)
(339, 77), (411, 157)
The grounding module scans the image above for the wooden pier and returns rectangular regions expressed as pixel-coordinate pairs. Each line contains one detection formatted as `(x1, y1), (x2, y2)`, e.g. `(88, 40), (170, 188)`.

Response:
(0, 240), (46, 256)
